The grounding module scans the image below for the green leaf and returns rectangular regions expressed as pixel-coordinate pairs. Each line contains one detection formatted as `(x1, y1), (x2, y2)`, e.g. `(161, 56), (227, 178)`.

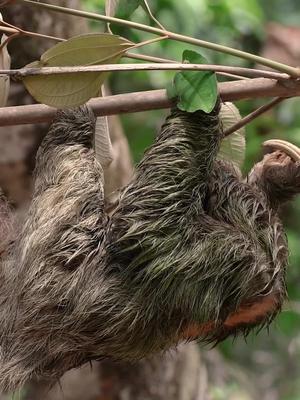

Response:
(217, 102), (246, 170)
(168, 50), (218, 113)
(23, 33), (134, 108)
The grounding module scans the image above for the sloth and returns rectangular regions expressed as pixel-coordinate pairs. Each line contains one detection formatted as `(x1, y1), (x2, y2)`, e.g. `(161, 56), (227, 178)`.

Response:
(0, 97), (299, 391)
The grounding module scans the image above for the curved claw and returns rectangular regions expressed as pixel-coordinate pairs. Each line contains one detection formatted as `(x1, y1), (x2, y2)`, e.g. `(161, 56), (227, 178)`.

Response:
(263, 139), (300, 161)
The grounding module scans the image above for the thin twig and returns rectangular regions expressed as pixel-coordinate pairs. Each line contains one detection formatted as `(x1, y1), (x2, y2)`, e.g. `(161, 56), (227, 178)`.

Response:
(124, 53), (248, 80)
(0, 63), (291, 80)
(0, 25), (18, 35)
(0, 20), (64, 42)
(219, 72), (250, 80)
(0, 32), (19, 51)
(125, 52), (174, 63)
(0, 78), (299, 127)
(142, 0), (166, 30)
(224, 97), (285, 137)
(22, 29), (64, 42)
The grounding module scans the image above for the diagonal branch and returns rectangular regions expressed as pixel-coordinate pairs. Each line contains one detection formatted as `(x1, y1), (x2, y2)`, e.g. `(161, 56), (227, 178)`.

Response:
(224, 97), (285, 137)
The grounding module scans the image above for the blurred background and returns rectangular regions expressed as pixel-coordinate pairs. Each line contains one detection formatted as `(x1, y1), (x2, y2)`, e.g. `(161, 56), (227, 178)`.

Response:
(2, 1), (300, 399)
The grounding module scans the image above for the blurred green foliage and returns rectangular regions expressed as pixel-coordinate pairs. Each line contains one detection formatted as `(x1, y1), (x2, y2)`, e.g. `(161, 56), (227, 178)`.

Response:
(84, 1), (300, 398)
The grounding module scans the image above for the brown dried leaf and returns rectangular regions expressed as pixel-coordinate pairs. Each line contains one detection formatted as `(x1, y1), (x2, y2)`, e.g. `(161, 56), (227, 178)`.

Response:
(23, 34), (134, 107)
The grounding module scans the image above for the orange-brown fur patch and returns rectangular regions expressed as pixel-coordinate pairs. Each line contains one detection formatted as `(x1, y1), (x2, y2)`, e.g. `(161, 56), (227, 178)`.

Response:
(181, 294), (278, 340)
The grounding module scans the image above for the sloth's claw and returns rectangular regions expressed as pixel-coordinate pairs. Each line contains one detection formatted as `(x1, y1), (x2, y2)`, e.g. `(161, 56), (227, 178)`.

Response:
(263, 139), (300, 161)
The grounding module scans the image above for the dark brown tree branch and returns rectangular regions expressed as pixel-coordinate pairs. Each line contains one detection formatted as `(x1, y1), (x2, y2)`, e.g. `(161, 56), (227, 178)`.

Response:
(0, 77), (298, 127)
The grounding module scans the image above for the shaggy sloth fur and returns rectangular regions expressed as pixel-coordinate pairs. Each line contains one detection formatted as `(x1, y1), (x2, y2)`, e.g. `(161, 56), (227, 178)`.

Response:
(0, 100), (299, 390)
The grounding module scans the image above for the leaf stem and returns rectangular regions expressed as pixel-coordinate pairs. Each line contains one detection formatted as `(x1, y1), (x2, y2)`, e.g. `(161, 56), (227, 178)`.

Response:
(142, 0), (166, 30)
(0, 32), (19, 50)
(131, 35), (169, 50)
(0, 20), (64, 42)
(0, 25), (18, 35)
(23, 29), (64, 42)
(18, 0), (300, 77)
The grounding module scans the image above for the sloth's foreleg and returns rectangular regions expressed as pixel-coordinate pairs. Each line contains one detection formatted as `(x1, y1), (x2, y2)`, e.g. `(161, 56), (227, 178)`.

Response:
(202, 160), (288, 337)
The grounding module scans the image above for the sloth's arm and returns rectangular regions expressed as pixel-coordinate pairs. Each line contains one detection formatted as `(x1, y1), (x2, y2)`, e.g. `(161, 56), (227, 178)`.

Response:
(108, 103), (222, 258)
(19, 107), (106, 270)
(199, 161), (288, 336)
(125, 104), (221, 208)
